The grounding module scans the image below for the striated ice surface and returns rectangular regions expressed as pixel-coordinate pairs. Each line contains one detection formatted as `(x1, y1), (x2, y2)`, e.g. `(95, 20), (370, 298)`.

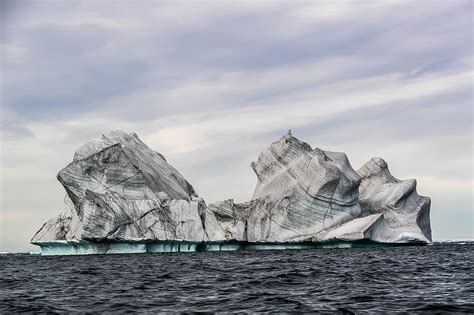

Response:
(203, 199), (253, 242)
(357, 157), (431, 243)
(31, 130), (432, 255)
(204, 132), (431, 245)
(246, 131), (362, 242)
(32, 131), (205, 247)
(203, 131), (363, 243)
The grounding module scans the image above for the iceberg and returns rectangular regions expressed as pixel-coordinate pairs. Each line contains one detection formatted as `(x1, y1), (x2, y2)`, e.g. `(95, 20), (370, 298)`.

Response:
(31, 130), (432, 255)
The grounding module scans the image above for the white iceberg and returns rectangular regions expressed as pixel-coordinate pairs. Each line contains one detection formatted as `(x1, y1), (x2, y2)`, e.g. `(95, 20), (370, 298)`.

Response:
(31, 130), (432, 255)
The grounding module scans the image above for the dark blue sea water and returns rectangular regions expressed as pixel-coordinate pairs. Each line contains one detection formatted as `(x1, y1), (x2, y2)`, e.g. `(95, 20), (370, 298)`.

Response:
(1, 243), (473, 313)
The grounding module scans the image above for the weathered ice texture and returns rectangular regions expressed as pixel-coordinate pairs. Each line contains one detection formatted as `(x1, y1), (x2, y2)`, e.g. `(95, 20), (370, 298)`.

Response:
(203, 132), (431, 245)
(32, 131), (205, 247)
(203, 199), (255, 241)
(31, 196), (82, 243)
(32, 130), (432, 255)
(356, 157), (432, 243)
(248, 131), (362, 242)
(309, 157), (433, 244)
(204, 131), (362, 242)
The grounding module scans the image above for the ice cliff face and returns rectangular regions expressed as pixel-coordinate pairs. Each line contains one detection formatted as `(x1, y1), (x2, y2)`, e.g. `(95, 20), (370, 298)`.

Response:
(32, 131), (205, 244)
(32, 130), (432, 254)
(207, 131), (363, 242)
(356, 157), (432, 243)
(203, 131), (431, 244)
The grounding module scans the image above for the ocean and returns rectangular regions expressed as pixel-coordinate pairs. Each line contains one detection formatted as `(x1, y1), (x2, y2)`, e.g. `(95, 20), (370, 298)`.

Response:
(1, 242), (472, 313)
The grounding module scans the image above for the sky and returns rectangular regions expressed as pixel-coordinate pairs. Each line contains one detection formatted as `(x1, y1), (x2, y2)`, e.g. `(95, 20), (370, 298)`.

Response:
(0, 0), (472, 252)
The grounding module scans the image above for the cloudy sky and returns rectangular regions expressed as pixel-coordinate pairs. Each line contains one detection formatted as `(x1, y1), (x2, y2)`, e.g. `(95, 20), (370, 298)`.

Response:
(1, 0), (472, 252)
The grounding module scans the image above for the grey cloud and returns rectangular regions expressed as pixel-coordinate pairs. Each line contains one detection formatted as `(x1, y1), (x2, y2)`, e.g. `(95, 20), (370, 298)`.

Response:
(2, 0), (472, 128)
(298, 88), (472, 143)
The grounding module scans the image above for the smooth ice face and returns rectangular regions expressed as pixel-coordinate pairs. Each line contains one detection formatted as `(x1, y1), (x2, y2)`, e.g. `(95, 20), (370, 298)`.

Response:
(313, 214), (385, 242)
(106, 243), (147, 255)
(36, 241), (81, 256)
(33, 241), (110, 256)
(34, 240), (201, 255)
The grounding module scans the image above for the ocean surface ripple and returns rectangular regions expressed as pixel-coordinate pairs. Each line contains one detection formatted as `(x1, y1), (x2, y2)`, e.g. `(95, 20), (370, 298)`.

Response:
(1, 243), (473, 313)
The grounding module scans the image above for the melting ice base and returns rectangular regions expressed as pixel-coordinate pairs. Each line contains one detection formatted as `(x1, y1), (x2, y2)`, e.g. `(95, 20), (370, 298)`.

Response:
(32, 241), (200, 255)
(32, 240), (425, 255)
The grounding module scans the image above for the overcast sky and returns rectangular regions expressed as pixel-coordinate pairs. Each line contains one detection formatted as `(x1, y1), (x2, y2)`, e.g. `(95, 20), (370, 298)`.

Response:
(1, 0), (472, 252)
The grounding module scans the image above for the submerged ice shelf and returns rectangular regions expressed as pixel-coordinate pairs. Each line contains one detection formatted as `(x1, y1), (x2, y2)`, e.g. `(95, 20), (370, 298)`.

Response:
(32, 241), (201, 255)
(33, 239), (423, 256)
(31, 130), (432, 255)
